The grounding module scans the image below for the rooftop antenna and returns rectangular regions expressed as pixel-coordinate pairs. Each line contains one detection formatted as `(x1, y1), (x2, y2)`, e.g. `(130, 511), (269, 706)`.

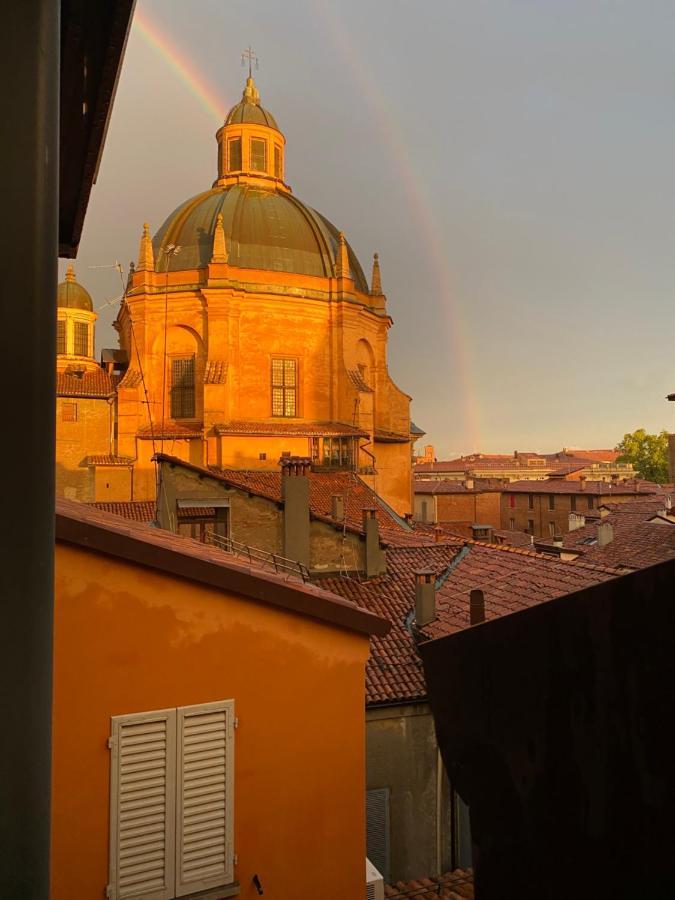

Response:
(241, 45), (258, 78)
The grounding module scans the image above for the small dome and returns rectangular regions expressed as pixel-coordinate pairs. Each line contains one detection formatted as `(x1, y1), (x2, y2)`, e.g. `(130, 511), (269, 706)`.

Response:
(224, 76), (279, 130)
(153, 184), (369, 292)
(57, 265), (93, 311)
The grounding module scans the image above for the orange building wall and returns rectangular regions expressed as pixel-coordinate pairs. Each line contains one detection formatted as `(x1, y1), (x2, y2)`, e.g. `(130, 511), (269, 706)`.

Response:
(436, 492), (502, 528)
(52, 543), (369, 900)
(56, 397), (112, 501)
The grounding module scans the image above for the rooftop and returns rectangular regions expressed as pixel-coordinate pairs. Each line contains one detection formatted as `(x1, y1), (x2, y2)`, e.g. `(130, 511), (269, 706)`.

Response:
(504, 479), (660, 495)
(385, 869), (474, 899)
(57, 498), (388, 638)
(56, 368), (119, 399)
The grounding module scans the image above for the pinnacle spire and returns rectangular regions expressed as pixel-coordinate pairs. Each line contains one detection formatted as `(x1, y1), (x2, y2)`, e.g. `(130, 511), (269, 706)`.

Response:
(137, 222), (154, 272)
(370, 253), (382, 295)
(242, 75), (260, 106)
(65, 264), (76, 283)
(335, 232), (350, 279)
(211, 213), (228, 263)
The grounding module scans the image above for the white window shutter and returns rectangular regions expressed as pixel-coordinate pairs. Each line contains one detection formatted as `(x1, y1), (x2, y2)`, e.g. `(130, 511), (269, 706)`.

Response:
(109, 710), (176, 900)
(175, 700), (235, 896)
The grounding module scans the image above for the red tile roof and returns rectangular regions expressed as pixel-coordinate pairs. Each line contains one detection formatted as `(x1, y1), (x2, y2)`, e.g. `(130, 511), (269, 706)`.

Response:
(56, 368), (119, 398)
(213, 420), (367, 437)
(414, 481), (500, 495)
(91, 500), (156, 522)
(86, 455), (135, 466)
(154, 454), (414, 544)
(538, 497), (675, 570)
(385, 869), (474, 899)
(118, 369), (142, 389)
(137, 423), (203, 439)
(203, 360), (228, 384)
(554, 448), (621, 463)
(58, 499), (389, 638)
(347, 368), (373, 393)
(375, 429), (412, 444)
(317, 540), (619, 705)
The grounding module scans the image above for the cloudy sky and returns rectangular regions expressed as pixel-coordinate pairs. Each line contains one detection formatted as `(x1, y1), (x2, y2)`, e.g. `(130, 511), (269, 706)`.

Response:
(62, 0), (675, 456)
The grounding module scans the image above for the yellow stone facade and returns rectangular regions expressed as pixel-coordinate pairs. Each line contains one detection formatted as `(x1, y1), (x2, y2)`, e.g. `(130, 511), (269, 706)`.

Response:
(56, 75), (415, 514)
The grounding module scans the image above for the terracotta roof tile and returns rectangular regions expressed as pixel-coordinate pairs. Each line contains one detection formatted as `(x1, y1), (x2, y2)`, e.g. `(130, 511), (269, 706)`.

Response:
(86, 455), (135, 466)
(385, 869), (474, 899)
(137, 423), (203, 439)
(213, 420), (367, 437)
(347, 368), (373, 392)
(504, 479), (659, 495)
(56, 368), (119, 398)
(91, 500), (156, 522)
(117, 368), (142, 389)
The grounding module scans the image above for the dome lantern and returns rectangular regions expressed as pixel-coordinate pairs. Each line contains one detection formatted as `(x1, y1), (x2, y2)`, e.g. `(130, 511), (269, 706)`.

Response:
(214, 72), (287, 191)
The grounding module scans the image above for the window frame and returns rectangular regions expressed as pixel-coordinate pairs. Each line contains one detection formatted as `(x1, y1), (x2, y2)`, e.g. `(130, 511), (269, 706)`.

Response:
(61, 401), (77, 423)
(73, 320), (89, 357)
(548, 494), (555, 511)
(271, 357), (298, 418)
(170, 355), (196, 421)
(228, 136), (242, 172)
(57, 319), (66, 355)
(250, 137), (267, 173)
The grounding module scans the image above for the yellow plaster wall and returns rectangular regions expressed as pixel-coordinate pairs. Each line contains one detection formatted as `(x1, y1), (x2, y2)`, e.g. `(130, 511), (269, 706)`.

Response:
(55, 397), (112, 501)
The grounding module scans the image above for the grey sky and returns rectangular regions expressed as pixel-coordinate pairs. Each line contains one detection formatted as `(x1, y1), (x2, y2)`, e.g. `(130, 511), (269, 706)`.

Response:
(61, 0), (675, 456)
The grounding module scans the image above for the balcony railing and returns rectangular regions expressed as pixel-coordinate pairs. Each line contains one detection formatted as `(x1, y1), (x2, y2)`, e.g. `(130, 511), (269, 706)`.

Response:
(205, 531), (310, 583)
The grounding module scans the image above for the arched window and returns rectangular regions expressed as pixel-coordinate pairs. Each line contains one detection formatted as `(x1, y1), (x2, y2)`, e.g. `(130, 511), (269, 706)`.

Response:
(171, 356), (196, 419)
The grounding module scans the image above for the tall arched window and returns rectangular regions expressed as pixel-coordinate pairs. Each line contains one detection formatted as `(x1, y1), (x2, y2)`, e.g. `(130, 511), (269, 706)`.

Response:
(171, 356), (196, 419)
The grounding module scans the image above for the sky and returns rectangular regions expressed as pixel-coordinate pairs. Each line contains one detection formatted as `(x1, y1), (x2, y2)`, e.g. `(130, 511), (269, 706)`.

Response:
(61, 0), (675, 457)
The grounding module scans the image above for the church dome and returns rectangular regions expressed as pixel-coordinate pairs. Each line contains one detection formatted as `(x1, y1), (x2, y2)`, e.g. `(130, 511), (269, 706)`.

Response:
(57, 265), (93, 311)
(224, 75), (279, 130)
(152, 184), (369, 293)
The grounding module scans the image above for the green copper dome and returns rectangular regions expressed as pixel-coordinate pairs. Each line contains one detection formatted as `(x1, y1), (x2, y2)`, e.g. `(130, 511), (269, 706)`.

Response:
(57, 267), (93, 311)
(152, 185), (369, 293)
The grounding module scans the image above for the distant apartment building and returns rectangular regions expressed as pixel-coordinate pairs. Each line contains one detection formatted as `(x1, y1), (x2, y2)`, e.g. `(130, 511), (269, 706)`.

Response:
(413, 480), (502, 532)
(501, 479), (659, 538)
(415, 447), (635, 484)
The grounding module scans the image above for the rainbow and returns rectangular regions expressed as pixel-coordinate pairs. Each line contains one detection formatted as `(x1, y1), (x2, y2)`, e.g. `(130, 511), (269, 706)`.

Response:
(133, 8), (227, 122)
(311, 0), (481, 451)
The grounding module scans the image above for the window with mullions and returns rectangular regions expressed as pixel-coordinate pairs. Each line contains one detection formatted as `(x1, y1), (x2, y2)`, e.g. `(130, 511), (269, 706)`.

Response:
(271, 359), (297, 417)
(57, 320), (66, 355)
(73, 321), (88, 357)
(274, 145), (282, 178)
(250, 138), (267, 172)
(171, 356), (196, 419)
(228, 137), (242, 172)
(323, 437), (353, 468)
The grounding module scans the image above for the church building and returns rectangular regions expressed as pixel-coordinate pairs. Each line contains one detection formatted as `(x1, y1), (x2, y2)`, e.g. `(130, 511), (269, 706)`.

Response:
(56, 73), (416, 515)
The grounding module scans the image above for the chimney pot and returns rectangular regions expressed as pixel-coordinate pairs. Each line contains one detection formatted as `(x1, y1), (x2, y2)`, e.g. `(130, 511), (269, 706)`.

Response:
(433, 526), (443, 543)
(553, 533), (563, 548)
(414, 569), (437, 626)
(470, 589), (485, 625)
(331, 494), (345, 521)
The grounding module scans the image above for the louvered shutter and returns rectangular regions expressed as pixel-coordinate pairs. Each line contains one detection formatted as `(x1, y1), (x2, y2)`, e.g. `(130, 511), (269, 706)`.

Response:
(366, 788), (391, 884)
(175, 700), (235, 896)
(109, 709), (176, 900)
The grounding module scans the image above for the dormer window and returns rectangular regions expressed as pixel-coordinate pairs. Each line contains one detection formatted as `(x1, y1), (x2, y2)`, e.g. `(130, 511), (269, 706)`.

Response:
(250, 138), (267, 172)
(228, 138), (242, 172)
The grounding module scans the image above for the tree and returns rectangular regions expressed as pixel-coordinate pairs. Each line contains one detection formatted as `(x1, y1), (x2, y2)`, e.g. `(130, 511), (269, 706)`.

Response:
(615, 429), (670, 483)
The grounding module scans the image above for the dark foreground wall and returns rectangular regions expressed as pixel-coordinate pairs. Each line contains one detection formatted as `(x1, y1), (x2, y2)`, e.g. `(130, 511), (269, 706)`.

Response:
(420, 560), (675, 899)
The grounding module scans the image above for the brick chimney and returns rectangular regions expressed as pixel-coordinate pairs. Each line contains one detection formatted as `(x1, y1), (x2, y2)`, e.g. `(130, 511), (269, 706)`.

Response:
(597, 522), (614, 547)
(553, 533), (563, 548)
(579, 475), (587, 491)
(471, 524), (493, 543)
(464, 477), (474, 490)
(414, 569), (436, 626)
(362, 508), (386, 577)
(281, 457), (311, 567)
(470, 589), (485, 625)
(568, 512), (586, 532)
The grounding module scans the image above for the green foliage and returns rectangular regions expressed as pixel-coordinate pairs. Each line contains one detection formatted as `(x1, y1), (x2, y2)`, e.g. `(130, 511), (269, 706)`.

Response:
(615, 428), (670, 483)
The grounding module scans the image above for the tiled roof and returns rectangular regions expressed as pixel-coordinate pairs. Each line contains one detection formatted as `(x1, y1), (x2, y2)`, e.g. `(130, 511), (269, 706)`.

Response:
(58, 499), (389, 638)
(551, 448), (621, 463)
(137, 423), (203, 439)
(504, 479), (659, 495)
(317, 540), (619, 705)
(346, 368), (373, 393)
(374, 429), (410, 444)
(91, 500), (156, 522)
(385, 869), (474, 899)
(213, 420), (368, 437)
(154, 454), (413, 544)
(56, 368), (119, 398)
(86, 455), (135, 466)
(538, 497), (675, 570)
(204, 360), (228, 384)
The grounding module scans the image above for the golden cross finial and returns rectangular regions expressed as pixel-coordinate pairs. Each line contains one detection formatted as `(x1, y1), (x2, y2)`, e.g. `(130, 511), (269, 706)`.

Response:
(241, 46), (258, 78)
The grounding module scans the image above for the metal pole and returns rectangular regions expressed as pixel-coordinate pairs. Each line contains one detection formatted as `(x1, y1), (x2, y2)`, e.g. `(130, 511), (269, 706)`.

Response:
(0, 1), (59, 896)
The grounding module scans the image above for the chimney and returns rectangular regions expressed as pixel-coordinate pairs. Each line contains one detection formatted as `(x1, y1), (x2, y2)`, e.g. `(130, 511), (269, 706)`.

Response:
(281, 456), (311, 567)
(553, 533), (563, 548)
(470, 589), (485, 625)
(666, 495), (672, 511)
(568, 512), (586, 532)
(470, 524), (493, 543)
(433, 526), (444, 543)
(597, 522), (614, 547)
(404, 512), (414, 525)
(514, 450), (519, 459)
(464, 477), (474, 490)
(362, 507), (386, 578)
(579, 475), (586, 491)
(414, 569), (436, 626)
(331, 494), (345, 522)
